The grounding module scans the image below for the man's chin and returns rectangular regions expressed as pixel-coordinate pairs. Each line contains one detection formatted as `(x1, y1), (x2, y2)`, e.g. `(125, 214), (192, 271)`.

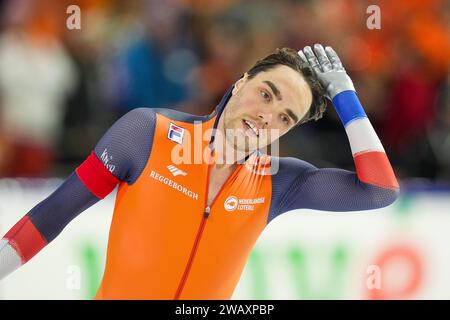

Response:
(232, 143), (258, 157)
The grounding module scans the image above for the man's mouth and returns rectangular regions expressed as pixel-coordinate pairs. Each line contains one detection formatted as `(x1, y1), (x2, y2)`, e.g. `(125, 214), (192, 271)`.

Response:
(242, 119), (260, 137)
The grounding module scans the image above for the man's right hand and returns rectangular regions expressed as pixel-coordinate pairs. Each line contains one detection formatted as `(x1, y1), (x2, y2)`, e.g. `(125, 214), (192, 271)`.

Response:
(299, 44), (355, 100)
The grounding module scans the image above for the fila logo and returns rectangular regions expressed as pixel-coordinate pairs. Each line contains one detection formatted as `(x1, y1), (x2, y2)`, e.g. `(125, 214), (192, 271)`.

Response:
(167, 122), (185, 144)
(167, 165), (187, 176)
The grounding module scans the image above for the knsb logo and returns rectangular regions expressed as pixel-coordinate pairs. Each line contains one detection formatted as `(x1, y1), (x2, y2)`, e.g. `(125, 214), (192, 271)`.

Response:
(167, 122), (185, 144)
(224, 195), (265, 212)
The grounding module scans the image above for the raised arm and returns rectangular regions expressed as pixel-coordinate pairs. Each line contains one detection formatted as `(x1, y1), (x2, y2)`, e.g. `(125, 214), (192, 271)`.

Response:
(268, 45), (399, 223)
(0, 108), (156, 280)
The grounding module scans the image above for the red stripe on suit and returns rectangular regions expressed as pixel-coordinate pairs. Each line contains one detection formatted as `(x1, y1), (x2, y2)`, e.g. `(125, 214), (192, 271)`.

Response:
(4, 215), (48, 263)
(354, 151), (399, 190)
(76, 151), (119, 199)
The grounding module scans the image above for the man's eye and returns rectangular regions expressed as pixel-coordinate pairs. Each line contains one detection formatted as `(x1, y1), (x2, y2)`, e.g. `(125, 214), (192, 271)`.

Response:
(281, 114), (290, 125)
(260, 90), (271, 102)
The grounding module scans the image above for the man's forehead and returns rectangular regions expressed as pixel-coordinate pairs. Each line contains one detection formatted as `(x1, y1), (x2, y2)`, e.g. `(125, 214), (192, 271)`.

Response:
(252, 65), (312, 113)
(254, 65), (307, 87)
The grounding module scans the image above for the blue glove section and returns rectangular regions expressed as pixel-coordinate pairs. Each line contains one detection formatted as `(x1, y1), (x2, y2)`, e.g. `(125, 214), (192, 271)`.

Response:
(332, 90), (367, 127)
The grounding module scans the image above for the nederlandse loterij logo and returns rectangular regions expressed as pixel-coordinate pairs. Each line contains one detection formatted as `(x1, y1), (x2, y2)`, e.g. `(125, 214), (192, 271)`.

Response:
(167, 122), (185, 144)
(224, 196), (239, 212)
(167, 164), (187, 177)
(224, 195), (265, 212)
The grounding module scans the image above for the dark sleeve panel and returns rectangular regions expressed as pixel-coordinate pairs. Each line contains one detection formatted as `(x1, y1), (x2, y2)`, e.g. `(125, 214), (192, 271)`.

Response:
(27, 172), (101, 243)
(93, 107), (157, 184)
(268, 157), (399, 224)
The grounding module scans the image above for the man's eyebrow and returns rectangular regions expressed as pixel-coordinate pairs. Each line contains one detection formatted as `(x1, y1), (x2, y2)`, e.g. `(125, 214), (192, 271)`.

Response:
(285, 108), (299, 124)
(263, 80), (299, 124)
(263, 80), (282, 101)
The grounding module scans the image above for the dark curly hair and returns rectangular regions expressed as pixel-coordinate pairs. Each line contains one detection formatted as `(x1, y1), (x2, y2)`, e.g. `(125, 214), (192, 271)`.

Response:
(246, 47), (327, 125)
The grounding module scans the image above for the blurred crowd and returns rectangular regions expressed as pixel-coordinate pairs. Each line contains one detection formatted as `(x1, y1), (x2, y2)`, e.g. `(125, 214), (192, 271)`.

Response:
(0, 0), (448, 183)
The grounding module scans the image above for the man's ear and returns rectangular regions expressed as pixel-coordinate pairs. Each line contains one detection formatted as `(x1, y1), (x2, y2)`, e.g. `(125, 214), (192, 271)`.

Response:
(232, 73), (249, 95)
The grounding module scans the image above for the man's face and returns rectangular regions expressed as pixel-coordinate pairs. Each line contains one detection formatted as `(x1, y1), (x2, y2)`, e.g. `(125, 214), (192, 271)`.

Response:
(219, 65), (313, 153)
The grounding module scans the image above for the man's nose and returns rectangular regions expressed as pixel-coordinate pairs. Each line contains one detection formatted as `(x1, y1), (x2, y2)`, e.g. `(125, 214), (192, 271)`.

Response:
(258, 112), (273, 128)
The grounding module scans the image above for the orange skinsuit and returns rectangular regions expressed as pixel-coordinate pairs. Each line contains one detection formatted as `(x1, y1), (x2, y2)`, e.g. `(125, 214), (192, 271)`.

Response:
(96, 110), (272, 299)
